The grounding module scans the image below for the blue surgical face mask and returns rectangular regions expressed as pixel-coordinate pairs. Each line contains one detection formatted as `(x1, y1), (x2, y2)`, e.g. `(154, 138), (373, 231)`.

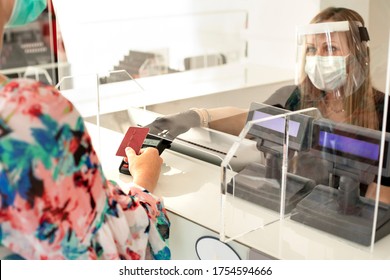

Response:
(6, 0), (47, 27)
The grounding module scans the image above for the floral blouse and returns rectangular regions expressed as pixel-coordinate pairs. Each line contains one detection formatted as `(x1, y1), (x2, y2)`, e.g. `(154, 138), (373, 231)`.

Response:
(0, 78), (170, 260)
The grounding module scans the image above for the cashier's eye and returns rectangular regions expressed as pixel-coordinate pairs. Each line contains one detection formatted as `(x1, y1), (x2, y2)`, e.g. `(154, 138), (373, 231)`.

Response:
(322, 44), (340, 55)
(306, 45), (317, 56)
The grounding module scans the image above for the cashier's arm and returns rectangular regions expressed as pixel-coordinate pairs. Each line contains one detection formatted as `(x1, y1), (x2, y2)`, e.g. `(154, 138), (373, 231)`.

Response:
(366, 183), (390, 204)
(207, 107), (248, 136)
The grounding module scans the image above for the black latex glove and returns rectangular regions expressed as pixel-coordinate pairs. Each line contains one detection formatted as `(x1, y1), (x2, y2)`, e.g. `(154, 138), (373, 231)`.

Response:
(145, 110), (201, 140)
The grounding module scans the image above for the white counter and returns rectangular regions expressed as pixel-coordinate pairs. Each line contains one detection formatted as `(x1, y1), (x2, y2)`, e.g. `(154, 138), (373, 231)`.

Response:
(87, 122), (390, 260)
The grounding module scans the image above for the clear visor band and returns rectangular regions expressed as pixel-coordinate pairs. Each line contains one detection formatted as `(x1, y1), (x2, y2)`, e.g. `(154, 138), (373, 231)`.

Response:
(296, 21), (350, 45)
(297, 21), (350, 36)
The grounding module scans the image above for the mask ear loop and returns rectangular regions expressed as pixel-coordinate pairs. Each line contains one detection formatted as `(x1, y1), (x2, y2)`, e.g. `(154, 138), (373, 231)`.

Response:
(4, 0), (20, 27)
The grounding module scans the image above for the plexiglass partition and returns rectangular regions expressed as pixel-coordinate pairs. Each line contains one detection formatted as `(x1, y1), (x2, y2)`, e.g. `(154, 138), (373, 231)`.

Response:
(53, 3), (248, 81)
(52, 2), (249, 134)
(56, 70), (148, 152)
(221, 96), (390, 251)
(220, 104), (320, 242)
(49, 1), (390, 256)
(56, 74), (100, 118)
(97, 70), (149, 135)
(97, 70), (147, 113)
(0, 4), (62, 85)
(289, 117), (390, 248)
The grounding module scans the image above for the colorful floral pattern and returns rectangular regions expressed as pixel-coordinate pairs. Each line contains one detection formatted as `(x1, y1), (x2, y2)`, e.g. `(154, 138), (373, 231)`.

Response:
(0, 78), (170, 259)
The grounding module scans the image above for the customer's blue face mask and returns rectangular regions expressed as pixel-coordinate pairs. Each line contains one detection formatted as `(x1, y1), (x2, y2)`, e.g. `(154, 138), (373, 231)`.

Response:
(6, 0), (47, 27)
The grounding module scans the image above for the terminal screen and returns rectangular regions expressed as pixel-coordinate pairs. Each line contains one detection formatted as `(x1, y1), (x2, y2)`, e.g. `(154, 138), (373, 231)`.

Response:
(252, 111), (301, 137)
(318, 131), (380, 162)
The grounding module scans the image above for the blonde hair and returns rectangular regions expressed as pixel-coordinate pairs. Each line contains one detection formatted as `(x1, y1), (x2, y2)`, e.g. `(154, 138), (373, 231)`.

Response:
(299, 7), (378, 130)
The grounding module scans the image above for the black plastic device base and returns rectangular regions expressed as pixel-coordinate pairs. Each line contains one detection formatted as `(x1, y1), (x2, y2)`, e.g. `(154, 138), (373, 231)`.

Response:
(227, 162), (315, 213)
(119, 159), (131, 175)
(290, 184), (390, 246)
(119, 134), (171, 176)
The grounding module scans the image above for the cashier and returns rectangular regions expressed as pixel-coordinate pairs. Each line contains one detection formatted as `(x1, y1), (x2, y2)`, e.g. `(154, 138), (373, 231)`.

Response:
(146, 7), (390, 204)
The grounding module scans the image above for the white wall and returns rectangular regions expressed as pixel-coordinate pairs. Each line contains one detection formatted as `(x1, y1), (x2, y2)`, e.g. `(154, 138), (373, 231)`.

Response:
(368, 0), (390, 92)
(53, 0), (318, 77)
(320, 0), (369, 24)
(53, 0), (252, 76)
(246, 0), (319, 70)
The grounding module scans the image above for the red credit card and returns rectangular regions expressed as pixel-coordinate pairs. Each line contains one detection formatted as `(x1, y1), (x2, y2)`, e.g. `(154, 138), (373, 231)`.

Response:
(116, 126), (150, 156)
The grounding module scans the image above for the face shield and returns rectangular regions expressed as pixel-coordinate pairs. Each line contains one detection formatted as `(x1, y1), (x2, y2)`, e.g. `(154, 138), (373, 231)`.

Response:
(295, 21), (370, 101)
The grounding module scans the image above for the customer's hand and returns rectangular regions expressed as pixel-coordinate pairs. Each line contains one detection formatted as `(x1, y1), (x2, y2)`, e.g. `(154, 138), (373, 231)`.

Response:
(145, 110), (201, 140)
(125, 147), (163, 193)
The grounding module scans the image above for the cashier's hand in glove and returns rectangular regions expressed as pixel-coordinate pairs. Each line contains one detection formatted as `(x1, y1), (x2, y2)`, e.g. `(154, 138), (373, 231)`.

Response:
(145, 109), (206, 140)
(125, 147), (163, 193)
(146, 107), (250, 137)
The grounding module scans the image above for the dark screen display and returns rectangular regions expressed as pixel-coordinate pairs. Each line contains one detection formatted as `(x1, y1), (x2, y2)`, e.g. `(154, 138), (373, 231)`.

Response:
(318, 130), (380, 161)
